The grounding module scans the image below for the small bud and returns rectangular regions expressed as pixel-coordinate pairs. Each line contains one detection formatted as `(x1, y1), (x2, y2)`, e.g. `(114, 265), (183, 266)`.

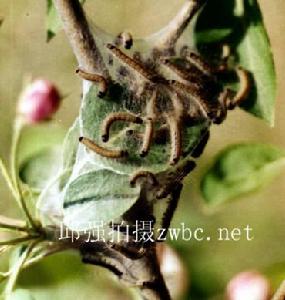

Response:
(226, 271), (271, 300)
(17, 79), (61, 124)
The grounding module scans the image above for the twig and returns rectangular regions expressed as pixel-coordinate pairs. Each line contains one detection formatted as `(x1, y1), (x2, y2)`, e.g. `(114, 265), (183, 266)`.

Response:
(42, 224), (170, 299)
(0, 245), (10, 256)
(0, 157), (18, 200)
(4, 239), (39, 297)
(81, 243), (171, 300)
(153, 0), (206, 49)
(23, 244), (66, 268)
(0, 236), (38, 246)
(0, 215), (26, 228)
(10, 119), (38, 229)
(0, 215), (28, 232)
(53, 0), (108, 75)
(0, 243), (65, 284)
(135, 246), (171, 300)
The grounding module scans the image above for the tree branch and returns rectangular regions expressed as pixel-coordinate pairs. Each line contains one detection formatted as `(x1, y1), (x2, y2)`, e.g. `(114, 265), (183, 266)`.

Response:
(53, 0), (108, 76)
(135, 246), (171, 300)
(81, 243), (171, 300)
(51, 2), (173, 299)
(153, 0), (206, 50)
(44, 225), (170, 300)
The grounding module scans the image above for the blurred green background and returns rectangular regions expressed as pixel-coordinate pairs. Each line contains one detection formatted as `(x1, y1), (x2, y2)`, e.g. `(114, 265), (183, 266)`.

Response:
(0, 1), (285, 299)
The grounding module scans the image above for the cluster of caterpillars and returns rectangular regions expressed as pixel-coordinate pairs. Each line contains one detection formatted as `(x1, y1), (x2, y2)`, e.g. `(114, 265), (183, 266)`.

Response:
(77, 0), (251, 189)
(78, 45), (250, 172)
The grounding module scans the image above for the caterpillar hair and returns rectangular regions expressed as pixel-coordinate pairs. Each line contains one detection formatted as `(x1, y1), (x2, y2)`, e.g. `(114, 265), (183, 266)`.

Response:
(76, 68), (108, 97)
(140, 91), (157, 156)
(229, 67), (251, 109)
(213, 89), (231, 124)
(159, 184), (182, 237)
(129, 170), (158, 187)
(167, 116), (182, 165)
(81, 254), (123, 277)
(118, 31), (133, 50)
(79, 136), (127, 159)
(191, 130), (210, 158)
(109, 242), (146, 260)
(169, 80), (209, 118)
(106, 44), (155, 81)
(101, 112), (143, 142)
(157, 160), (195, 199)
(186, 52), (213, 75)
(160, 57), (194, 82)
(222, 44), (231, 61)
(140, 118), (154, 157)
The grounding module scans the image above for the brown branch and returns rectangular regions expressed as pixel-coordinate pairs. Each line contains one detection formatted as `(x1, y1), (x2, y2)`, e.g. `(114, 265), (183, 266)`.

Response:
(51, 2), (172, 299)
(53, 0), (108, 75)
(153, 0), (206, 50)
(81, 243), (171, 300)
(44, 225), (171, 300)
(135, 246), (171, 300)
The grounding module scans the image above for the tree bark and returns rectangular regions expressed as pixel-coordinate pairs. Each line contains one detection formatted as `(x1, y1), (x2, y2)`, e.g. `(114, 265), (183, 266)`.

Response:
(53, 0), (108, 76)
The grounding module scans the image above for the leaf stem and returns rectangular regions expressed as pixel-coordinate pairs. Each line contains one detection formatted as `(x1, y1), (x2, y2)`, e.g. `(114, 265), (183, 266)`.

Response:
(3, 239), (39, 297)
(0, 243), (65, 285)
(10, 119), (38, 230)
(0, 158), (18, 200)
(0, 224), (29, 232)
(0, 245), (10, 255)
(0, 215), (29, 232)
(0, 236), (38, 246)
(0, 215), (26, 226)
(23, 243), (65, 268)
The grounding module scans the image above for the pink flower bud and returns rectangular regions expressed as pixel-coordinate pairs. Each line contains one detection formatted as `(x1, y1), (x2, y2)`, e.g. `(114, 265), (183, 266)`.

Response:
(226, 271), (271, 300)
(17, 79), (61, 123)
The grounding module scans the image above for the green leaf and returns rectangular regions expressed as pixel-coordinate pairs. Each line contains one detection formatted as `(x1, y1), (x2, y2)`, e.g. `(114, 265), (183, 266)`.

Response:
(57, 77), (208, 229)
(36, 168), (72, 227)
(195, 0), (276, 126)
(18, 124), (65, 167)
(236, 0), (276, 126)
(63, 169), (140, 231)
(201, 143), (285, 205)
(46, 0), (60, 42)
(19, 146), (62, 190)
(4, 244), (34, 298)
(46, 0), (86, 41)
(195, 28), (232, 44)
(17, 124), (65, 195)
(6, 289), (34, 300)
(62, 118), (80, 171)
(80, 85), (209, 175)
